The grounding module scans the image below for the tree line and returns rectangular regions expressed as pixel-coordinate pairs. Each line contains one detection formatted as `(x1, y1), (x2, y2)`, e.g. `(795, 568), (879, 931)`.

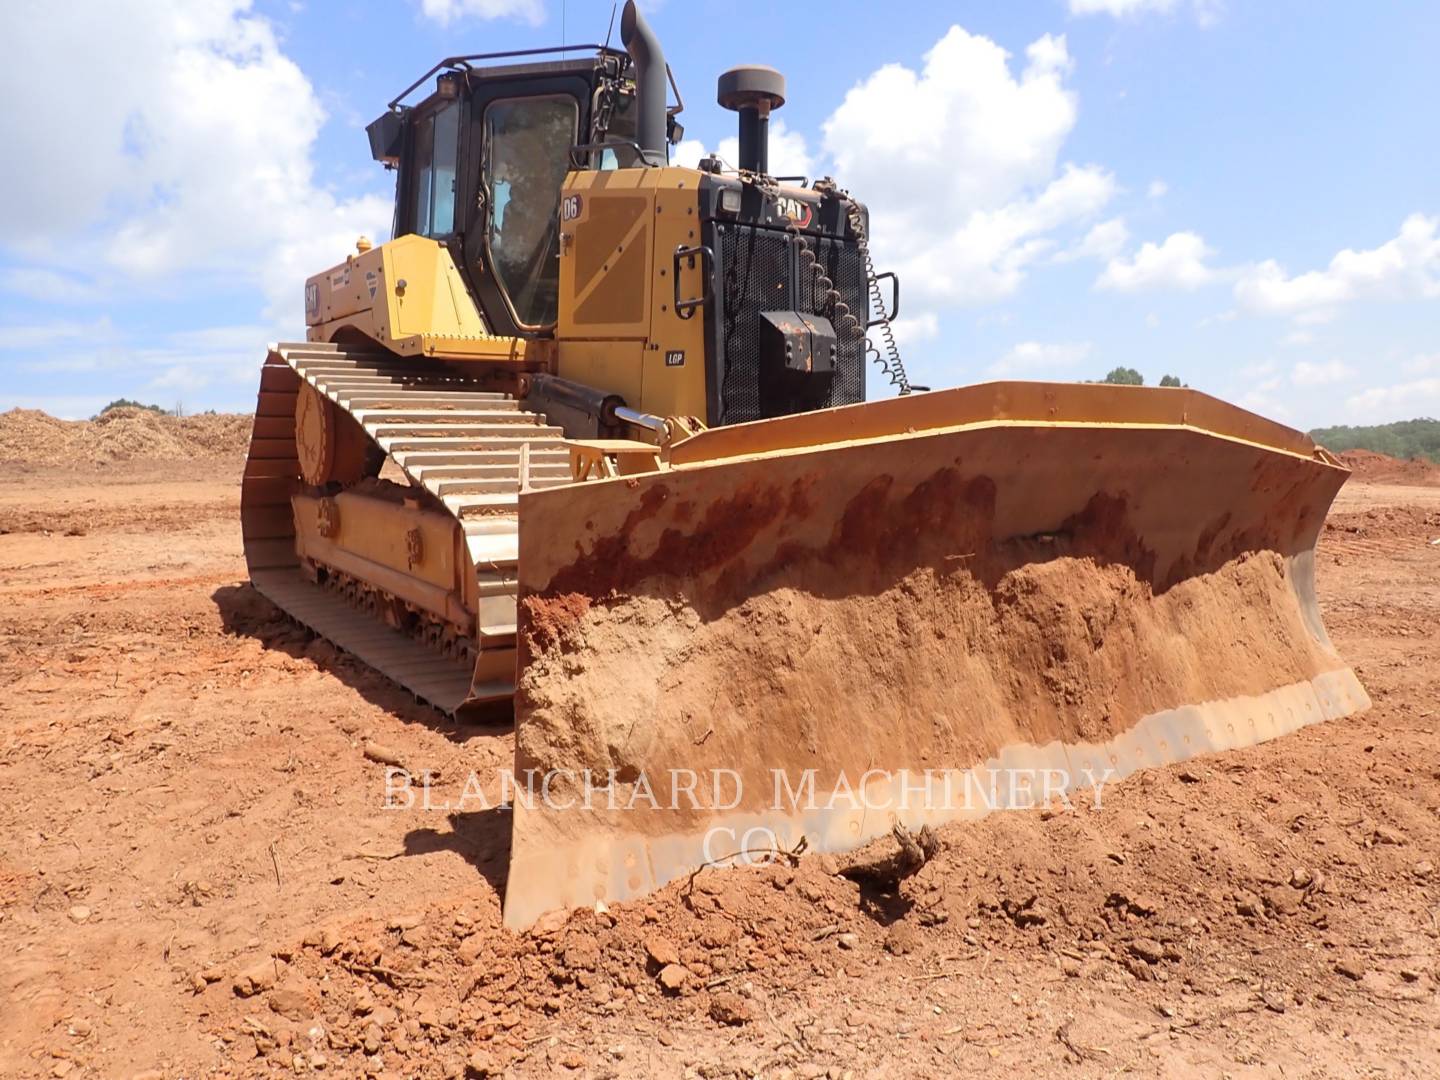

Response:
(1306, 418), (1440, 463)
(1088, 371), (1436, 462)
(1097, 368), (1186, 387)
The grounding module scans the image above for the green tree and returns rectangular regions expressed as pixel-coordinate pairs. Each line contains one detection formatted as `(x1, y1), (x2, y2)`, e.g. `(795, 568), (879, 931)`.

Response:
(95, 399), (166, 418)
(1102, 367), (1145, 386)
(1159, 374), (1186, 388)
(1307, 418), (1440, 463)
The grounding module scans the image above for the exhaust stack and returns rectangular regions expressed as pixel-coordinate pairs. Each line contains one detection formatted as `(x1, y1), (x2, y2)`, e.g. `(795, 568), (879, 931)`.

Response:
(620, 1), (667, 165)
(718, 65), (786, 175)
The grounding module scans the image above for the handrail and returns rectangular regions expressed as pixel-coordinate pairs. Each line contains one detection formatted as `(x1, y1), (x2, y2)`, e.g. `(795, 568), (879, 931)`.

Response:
(387, 44), (623, 110)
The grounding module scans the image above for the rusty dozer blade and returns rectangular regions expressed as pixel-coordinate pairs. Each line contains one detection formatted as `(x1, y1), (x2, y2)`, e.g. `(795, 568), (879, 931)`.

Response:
(502, 381), (1369, 928)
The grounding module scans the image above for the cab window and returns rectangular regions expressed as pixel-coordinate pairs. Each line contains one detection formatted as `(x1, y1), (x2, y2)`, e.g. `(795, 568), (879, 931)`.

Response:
(595, 88), (637, 171)
(410, 99), (459, 238)
(484, 96), (577, 328)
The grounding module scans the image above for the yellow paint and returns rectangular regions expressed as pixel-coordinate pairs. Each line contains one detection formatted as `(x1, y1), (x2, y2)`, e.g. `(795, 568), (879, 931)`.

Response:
(305, 234), (528, 362)
(292, 488), (471, 629)
(556, 167), (709, 420)
(666, 380), (1333, 468)
(302, 165), (717, 413)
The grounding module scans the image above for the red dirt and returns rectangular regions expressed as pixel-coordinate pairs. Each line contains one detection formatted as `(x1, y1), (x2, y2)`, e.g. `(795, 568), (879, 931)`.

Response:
(1, 443), (1438, 1076)
(1338, 448), (1440, 487)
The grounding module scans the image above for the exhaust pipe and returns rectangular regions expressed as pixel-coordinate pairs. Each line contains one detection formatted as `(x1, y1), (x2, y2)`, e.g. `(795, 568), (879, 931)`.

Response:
(620, 1), (667, 165)
(717, 65), (786, 175)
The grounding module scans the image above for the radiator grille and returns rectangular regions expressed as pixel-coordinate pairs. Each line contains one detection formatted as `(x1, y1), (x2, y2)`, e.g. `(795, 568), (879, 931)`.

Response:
(716, 225), (867, 425)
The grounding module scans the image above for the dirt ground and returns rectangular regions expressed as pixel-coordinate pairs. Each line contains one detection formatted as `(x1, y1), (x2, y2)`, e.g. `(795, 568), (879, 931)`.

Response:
(1, 436), (1438, 1079)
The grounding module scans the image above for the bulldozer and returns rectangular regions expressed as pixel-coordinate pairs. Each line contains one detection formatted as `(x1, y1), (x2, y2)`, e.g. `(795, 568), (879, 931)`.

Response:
(241, 2), (1368, 927)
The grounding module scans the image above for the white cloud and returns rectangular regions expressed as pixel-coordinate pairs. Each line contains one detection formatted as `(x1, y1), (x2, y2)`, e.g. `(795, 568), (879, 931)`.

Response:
(1197, 309), (1238, 327)
(1346, 377), (1440, 422)
(1280, 329), (1315, 347)
(820, 27), (1113, 306)
(672, 117), (814, 180)
(1069, 0), (1222, 22)
(11, 328), (261, 385)
(1070, 0), (1178, 13)
(0, 319), (116, 352)
(1235, 366), (1288, 419)
(670, 138), (709, 171)
(0, 0), (390, 327)
(897, 164), (1115, 304)
(719, 119), (814, 179)
(1403, 353), (1440, 376)
(416, 0), (544, 26)
(0, 268), (105, 305)
(1055, 217), (1129, 262)
(1147, 179), (1168, 199)
(1291, 359), (1353, 386)
(889, 313), (940, 346)
(1234, 214), (1440, 320)
(986, 340), (1093, 377)
(1096, 231), (1215, 291)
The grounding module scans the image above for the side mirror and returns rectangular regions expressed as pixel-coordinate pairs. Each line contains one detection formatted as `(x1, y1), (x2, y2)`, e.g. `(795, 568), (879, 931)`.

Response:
(366, 110), (406, 166)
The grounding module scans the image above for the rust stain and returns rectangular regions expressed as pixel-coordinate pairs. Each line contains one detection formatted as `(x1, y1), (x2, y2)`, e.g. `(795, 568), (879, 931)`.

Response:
(786, 476), (816, 520)
(543, 481), (788, 600)
(1195, 511), (1233, 562)
(539, 466), (1001, 622)
(523, 445), (1338, 661)
(1056, 492), (1158, 586)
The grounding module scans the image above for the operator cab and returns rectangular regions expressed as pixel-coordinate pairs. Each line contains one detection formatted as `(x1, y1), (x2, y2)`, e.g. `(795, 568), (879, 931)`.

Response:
(367, 49), (659, 338)
(360, 2), (900, 430)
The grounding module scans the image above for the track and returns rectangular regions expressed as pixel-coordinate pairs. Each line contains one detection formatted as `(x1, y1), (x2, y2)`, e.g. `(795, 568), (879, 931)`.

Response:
(239, 341), (570, 715)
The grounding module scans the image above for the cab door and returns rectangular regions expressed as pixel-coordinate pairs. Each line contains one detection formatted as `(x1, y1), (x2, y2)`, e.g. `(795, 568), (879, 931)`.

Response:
(459, 74), (591, 338)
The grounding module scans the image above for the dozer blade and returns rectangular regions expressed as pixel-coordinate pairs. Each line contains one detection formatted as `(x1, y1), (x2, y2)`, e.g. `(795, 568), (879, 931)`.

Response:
(502, 381), (1369, 927)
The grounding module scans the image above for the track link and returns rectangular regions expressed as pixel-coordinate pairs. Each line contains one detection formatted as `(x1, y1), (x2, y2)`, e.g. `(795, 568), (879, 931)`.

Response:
(241, 341), (569, 715)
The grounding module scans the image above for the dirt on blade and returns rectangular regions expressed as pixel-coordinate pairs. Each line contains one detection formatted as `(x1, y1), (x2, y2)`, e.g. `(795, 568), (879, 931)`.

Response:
(0, 420), (1437, 1078)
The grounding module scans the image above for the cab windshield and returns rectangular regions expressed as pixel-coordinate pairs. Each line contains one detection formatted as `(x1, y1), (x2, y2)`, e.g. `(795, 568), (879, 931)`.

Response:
(485, 96), (578, 329)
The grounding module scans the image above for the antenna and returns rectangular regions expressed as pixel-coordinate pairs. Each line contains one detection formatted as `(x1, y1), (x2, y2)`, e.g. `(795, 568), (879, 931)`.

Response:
(603, 2), (617, 51)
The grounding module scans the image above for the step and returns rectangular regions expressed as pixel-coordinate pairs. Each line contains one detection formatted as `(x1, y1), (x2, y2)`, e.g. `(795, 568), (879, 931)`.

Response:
(373, 424), (563, 442)
(383, 435), (567, 453)
(305, 372), (470, 391)
(405, 454), (570, 478)
(444, 493), (520, 515)
(334, 393), (518, 409)
(279, 345), (382, 361)
(289, 352), (395, 368)
(462, 515), (520, 536)
(464, 529), (520, 565)
(294, 360), (425, 377)
(430, 474), (572, 496)
(353, 410), (538, 425)
(416, 462), (571, 482)
(315, 373), (495, 388)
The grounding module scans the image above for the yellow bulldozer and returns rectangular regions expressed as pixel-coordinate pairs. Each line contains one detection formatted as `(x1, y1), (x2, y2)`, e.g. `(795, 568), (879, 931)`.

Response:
(242, 3), (1368, 927)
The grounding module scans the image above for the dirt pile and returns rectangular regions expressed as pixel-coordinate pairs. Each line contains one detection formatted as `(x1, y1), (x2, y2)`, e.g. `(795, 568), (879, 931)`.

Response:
(197, 738), (1439, 1077)
(0, 407), (251, 468)
(0, 466), (1436, 1076)
(1338, 448), (1440, 486)
(1323, 503), (1440, 550)
(511, 422), (1358, 920)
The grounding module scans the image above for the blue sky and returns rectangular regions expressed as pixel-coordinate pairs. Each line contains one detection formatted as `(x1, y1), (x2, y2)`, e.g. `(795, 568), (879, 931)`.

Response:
(2, 0), (1437, 429)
